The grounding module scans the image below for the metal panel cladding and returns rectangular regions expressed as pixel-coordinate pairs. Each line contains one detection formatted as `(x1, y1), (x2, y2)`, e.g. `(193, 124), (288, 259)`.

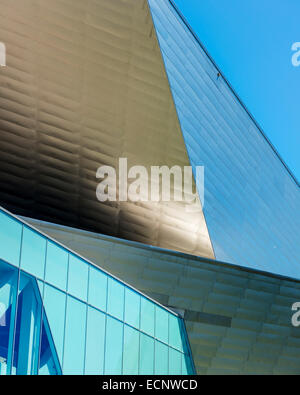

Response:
(148, 0), (300, 278)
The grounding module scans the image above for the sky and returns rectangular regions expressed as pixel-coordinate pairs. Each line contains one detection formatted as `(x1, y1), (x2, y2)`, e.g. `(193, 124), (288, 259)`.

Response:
(174, 0), (300, 183)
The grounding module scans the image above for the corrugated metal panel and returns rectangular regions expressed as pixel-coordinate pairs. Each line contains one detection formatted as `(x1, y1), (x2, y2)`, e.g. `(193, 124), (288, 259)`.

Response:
(0, 0), (214, 258)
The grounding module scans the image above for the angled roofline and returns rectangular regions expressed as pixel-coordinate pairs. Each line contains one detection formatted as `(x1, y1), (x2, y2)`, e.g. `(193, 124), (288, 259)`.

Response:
(25, 212), (300, 285)
(0, 205), (180, 318)
(167, 0), (300, 188)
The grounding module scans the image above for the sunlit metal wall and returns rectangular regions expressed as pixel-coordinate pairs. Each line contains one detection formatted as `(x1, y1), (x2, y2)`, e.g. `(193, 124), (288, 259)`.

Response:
(0, 0), (214, 259)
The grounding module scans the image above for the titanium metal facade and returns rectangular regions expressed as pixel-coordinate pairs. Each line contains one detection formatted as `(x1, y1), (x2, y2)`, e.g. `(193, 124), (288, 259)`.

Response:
(0, 0), (214, 259)
(0, 208), (194, 375)
(0, 0), (299, 376)
(149, 0), (300, 278)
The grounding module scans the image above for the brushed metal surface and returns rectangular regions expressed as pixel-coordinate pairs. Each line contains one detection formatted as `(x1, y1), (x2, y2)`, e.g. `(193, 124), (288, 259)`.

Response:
(149, 0), (300, 278)
(0, 0), (214, 258)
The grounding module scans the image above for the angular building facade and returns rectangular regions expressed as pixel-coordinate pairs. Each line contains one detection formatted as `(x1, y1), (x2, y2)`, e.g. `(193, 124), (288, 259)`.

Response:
(0, 208), (194, 375)
(0, 0), (299, 375)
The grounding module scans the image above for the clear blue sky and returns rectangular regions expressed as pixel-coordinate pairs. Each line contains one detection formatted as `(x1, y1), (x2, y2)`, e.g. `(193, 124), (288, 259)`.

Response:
(174, 0), (300, 182)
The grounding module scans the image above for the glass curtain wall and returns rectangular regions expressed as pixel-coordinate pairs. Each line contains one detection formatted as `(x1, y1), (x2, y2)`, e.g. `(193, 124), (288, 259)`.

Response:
(0, 208), (195, 375)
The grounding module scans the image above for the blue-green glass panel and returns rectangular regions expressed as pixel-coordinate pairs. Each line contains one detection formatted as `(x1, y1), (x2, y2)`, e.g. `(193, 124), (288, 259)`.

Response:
(37, 280), (44, 298)
(85, 307), (106, 375)
(38, 317), (61, 375)
(169, 348), (182, 375)
(13, 274), (42, 375)
(123, 325), (139, 375)
(107, 278), (124, 320)
(139, 334), (154, 375)
(43, 284), (66, 363)
(155, 341), (168, 375)
(20, 227), (46, 279)
(104, 316), (123, 374)
(140, 297), (155, 336)
(155, 306), (169, 344)
(67, 255), (88, 302)
(88, 266), (107, 312)
(124, 289), (140, 329)
(45, 242), (68, 291)
(63, 296), (87, 375)
(182, 354), (193, 375)
(0, 211), (22, 267)
(0, 262), (18, 376)
(169, 314), (183, 351)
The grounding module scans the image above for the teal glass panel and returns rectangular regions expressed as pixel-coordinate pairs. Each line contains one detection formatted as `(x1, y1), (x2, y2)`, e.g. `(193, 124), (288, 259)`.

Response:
(45, 242), (68, 291)
(88, 266), (107, 312)
(155, 341), (168, 375)
(43, 284), (66, 363)
(140, 297), (155, 336)
(85, 306), (106, 375)
(0, 262), (18, 375)
(182, 354), (193, 376)
(123, 325), (139, 375)
(155, 306), (169, 344)
(67, 255), (88, 302)
(0, 211), (22, 267)
(107, 278), (124, 320)
(38, 317), (61, 375)
(20, 227), (46, 279)
(37, 280), (44, 298)
(63, 296), (87, 375)
(139, 334), (154, 375)
(104, 316), (123, 374)
(12, 274), (42, 375)
(124, 289), (140, 329)
(169, 348), (182, 375)
(169, 314), (183, 351)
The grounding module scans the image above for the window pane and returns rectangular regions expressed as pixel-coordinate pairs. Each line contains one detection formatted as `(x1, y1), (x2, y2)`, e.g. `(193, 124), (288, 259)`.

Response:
(169, 315), (183, 351)
(45, 242), (68, 291)
(124, 289), (140, 329)
(39, 317), (61, 375)
(123, 325), (139, 375)
(0, 211), (22, 267)
(43, 284), (66, 363)
(63, 296), (87, 375)
(67, 255), (88, 301)
(140, 298), (155, 336)
(85, 307), (106, 375)
(107, 278), (124, 320)
(20, 227), (46, 279)
(182, 354), (193, 375)
(155, 306), (168, 344)
(104, 316), (123, 374)
(0, 262), (18, 375)
(139, 334), (154, 375)
(155, 341), (168, 375)
(88, 266), (107, 312)
(13, 274), (42, 375)
(169, 348), (182, 375)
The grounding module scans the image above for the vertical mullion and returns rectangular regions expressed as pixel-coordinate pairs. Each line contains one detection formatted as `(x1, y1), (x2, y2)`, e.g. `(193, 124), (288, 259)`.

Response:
(6, 224), (24, 375)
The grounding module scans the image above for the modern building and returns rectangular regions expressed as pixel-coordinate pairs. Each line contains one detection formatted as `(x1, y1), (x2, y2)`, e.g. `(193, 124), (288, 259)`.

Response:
(0, 0), (299, 375)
